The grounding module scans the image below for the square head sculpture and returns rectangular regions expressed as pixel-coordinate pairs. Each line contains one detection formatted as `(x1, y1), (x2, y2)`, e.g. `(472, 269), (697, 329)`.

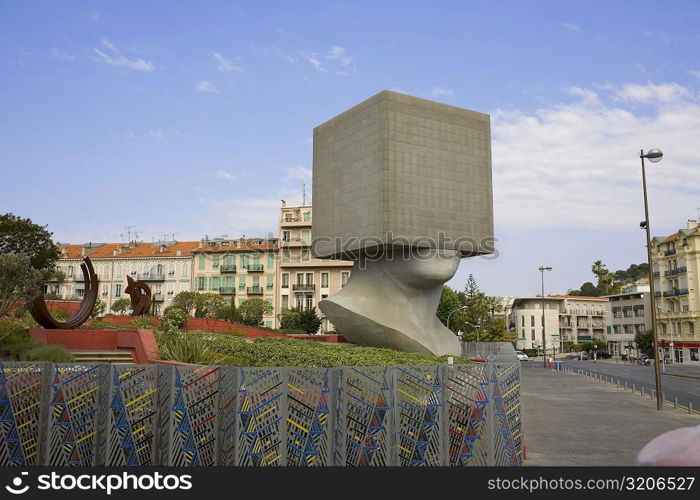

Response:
(312, 90), (493, 261)
(312, 91), (495, 356)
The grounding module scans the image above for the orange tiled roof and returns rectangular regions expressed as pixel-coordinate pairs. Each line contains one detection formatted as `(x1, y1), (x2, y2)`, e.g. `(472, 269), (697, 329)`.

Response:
(58, 239), (277, 260)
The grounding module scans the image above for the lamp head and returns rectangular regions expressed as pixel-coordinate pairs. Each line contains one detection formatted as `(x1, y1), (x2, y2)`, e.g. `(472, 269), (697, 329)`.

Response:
(643, 148), (663, 163)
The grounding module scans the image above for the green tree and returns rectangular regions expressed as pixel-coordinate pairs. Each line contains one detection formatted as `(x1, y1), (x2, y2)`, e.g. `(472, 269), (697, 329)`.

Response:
(161, 306), (187, 332)
(591, 260), (617, 295)
(298, 308), (322, 334)
(171, 291), (200, 317)
(579, 282), (600, 297)
(634, 330), (655, 358)
(0, 254), (42, 317)
(196, 293), (226, 318)
(110, 297), (132, 315)
(436, 286), (463, 331)
(0, 214), (58, 272)
(90, 299), (106, 319)
(238, 298), (272, 327)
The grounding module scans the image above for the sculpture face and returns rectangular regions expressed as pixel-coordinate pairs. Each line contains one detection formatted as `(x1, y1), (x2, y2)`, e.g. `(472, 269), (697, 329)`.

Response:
(374, 248), (460, 289)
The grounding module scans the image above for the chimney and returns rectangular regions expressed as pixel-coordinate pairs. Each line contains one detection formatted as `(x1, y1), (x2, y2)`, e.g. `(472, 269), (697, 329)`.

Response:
(159, 244), (166, 253)
(687, 220), (698, 230)
(176, 250), (182, 256)
(281, 199), (286, 208)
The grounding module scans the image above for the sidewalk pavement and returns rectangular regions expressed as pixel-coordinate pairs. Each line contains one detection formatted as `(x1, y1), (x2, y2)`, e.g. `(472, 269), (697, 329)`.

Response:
(521, 368), (700, 466)
(595, 358), (700, 380)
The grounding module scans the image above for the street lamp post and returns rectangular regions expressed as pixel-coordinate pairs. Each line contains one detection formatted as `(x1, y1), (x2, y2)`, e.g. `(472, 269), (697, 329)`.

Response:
(446, 306), (467, 331)
(539, 266), (552, 368)
(640, 148), (664, 411)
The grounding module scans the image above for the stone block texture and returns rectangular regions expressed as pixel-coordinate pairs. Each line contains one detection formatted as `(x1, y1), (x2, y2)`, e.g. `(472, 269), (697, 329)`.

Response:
(312, 90), (493, 260)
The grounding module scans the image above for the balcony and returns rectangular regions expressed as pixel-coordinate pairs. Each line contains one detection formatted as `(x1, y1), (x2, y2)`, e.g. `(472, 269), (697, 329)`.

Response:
(219, 287), (236, 295)
(665, 249), (676, 256)
(664, 270), (674, 277)
(293, 283), (316, 292)
(280, 217), (312, 227)
(246, 265), (264, 273)
(280, 238), (311, 247)
(677, 266), (687, 274)
(677, 288), (689, 296)
(653, 271), (660, 278)
(137, 273), (165, 282)
(73, 276), (85, 282)
(153, 293), (164, 302)
(220, 265), (237, 273)
(654, 291), (662, 298)
(247, 286), (263, 295)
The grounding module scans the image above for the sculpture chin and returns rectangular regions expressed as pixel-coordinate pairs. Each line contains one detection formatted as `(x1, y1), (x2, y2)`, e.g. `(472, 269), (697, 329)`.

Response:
(319, 247), (462, 356)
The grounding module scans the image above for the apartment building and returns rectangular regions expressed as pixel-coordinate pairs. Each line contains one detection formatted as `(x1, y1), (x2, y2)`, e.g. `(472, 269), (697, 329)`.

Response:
(192, 237), (278, 328)
(651, 220), (700, 364)
(53, 241), (197, 315)
(277, 201), (353, 332)
(509, 295), (608, 352)
(603, 281), (651, 358)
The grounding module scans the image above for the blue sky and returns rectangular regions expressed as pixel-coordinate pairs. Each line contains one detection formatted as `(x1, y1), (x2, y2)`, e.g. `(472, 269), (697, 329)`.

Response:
(2, 1), (700, 296)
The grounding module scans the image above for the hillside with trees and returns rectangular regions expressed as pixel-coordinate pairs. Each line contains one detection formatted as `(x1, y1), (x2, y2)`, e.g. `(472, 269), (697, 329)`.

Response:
(568, 261), (649, 297)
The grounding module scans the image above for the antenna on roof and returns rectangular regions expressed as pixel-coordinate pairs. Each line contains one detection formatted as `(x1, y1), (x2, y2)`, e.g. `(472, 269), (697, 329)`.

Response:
(302, 181), (306, 206)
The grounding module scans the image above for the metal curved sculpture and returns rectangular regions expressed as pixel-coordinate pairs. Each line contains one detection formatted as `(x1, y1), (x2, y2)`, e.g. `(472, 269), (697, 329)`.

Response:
(30, 256), (99, 329)
(125, 275), (151, 316)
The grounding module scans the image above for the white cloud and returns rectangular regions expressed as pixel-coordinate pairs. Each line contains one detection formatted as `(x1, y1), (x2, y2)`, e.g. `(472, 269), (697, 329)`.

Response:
(91, 11), (101, 22)
(689, 69), (700, 80)
(326, 46), (351, 66)
(92, 39), (154, 72)
(148, 129), (165, 139)
(431, 86), (453, 98)
(195, 80), (222, 94)
(50, 48), (74, 61)
(196, 198), (281, 239)
(285, 166), (312, 181)
(300, 52), (326, 72)
(562, 22), (580, 31)
(215, 170), (236, 180)
(491, 81), (700, 231)
(212, 51), (243, 72)
(616, 81), (692, 103)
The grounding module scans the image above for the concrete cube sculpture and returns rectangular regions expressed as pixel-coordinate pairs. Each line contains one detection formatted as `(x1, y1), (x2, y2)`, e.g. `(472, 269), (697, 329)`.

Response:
(313, 91), (494, 355)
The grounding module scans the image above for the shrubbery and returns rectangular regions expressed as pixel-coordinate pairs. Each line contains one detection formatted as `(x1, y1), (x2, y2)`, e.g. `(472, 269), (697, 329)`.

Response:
(155, 330), (222, 365)
(0, 318), (74, 362)
(161, 306), (187, 332)
(155, 330), (471, 367)
(278, 308), (322, 334)
(131, 316), (155, 329)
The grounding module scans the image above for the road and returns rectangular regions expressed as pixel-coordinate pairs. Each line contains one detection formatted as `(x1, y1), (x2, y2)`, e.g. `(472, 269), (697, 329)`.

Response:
(522, 360), (700, 411)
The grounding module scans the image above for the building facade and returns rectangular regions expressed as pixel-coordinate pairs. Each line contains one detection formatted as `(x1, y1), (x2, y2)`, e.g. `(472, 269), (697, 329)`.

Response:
(277, 202), (354, 332)
(603, 282), (652, 358)
(191, 237), (278, 328)
(53, 241), (197, 315)
(509, 296), (609, 352)
(651, 221), (700, 364)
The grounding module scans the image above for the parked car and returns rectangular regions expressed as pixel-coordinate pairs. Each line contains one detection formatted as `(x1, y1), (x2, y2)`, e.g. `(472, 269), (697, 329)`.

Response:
(593, 350), (612, 359)
(515, 351), (529, 361)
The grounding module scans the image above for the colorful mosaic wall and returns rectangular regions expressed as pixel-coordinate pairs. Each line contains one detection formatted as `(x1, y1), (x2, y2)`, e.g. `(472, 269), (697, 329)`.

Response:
(0, 361), (521, 467)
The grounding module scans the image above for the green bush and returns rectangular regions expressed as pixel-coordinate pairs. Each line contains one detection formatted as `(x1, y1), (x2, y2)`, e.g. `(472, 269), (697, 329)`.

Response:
(205, 334), (471, 367)
(18, 345), (74, 362)
(110, 297), (132, 315)
(279, 308), (322, 334)
(156, 330), (222, 365)
(91, 299), (106, 319)
(161, 306), (187, 332)
(278, 328), (306, 335)
(85, 319), (115, 329)
(131, 316), (155, 329)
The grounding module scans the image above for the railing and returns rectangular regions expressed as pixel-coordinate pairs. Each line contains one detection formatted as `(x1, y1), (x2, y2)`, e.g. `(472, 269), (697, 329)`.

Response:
(654, 292), (662, 298)
(292, 283), (316, 291)
(0, 358), (521, 467)
(219, 287), (236, 295)
(220, 265), (237, 273)
(677, 266), (687, 274)
(137, 274), (166, 281)
(653, 271), (660, 277)
(664, 270), (674, 277)
(246, 265), (264, 272)
(665, 249), (676, 256)
(247, 286), (263, 295)
(153, 293), (164, 302)
(677, 288), (689, 296)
